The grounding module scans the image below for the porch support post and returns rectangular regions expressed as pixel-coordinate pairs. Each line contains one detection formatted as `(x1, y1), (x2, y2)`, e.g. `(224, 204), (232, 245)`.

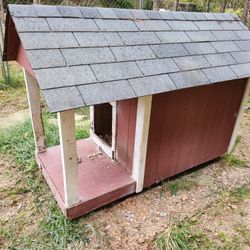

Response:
(228, 78), (250, 153)
(132, 95), (152, 193)
(23, 70), (46, 153)
(58, 110), (80, 207)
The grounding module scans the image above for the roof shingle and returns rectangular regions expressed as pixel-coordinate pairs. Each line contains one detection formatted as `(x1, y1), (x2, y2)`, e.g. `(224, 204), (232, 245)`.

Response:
(4, 5), (250, 112)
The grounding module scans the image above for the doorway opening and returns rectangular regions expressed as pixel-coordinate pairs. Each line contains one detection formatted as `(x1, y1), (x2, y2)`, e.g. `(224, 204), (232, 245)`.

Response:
(90, 102), (116, 158)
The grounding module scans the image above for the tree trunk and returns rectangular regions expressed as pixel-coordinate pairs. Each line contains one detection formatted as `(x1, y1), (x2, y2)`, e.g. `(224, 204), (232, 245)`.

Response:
(242, 0), (250, 25)
(206, 0), (211, 12)
(153, 0), (161, 10)
(174, 0), (179, 11)
(220, 0), (227, 13)
(233, 0), (237, 10)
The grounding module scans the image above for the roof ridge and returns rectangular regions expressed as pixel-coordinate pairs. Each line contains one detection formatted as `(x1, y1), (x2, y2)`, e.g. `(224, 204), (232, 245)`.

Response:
(8, 4), (240, 22)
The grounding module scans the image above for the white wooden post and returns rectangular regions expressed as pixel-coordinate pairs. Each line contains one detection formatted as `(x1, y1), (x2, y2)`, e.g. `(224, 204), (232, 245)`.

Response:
(58, 110), (80, 207)
(90, 106), (94, 133)
(132, 95), (152, 193)
(228, 78), (250, 153)
(24, 70), (46, 153)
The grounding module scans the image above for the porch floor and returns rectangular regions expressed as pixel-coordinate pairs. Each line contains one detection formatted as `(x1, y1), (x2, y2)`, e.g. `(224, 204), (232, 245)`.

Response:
(37, 138), (136, 219)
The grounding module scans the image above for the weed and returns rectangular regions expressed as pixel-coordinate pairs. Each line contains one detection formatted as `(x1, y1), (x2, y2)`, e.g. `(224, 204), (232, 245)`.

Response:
(211, 184), (250, 217)
(234, 223), (250, 246)
(222, 154), (247, 168)
(235, 135), (241, 147)
(246, 98), (250, 109)
(164, 177), (198, 196)
(216, 231), (246, 250)
(154, 221), (212, 250)
(217, 231), (227, 242)
(229, 184), (250, 203)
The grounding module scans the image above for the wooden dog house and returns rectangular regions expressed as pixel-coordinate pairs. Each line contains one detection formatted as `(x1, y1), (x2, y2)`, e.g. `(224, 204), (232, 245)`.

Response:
(3, 5), (250, 219)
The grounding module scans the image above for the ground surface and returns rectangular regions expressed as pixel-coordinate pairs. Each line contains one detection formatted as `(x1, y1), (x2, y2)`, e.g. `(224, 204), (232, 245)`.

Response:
(0, 85), (249, 249)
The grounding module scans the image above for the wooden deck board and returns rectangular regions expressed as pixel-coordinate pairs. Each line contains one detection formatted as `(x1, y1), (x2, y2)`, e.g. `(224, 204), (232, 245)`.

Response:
(37, 138), (136, 219)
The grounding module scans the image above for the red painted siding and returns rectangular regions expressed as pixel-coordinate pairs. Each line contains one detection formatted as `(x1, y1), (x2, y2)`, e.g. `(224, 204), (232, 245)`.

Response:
(115, 98), (137, 174)
(144, 79), (247, 187)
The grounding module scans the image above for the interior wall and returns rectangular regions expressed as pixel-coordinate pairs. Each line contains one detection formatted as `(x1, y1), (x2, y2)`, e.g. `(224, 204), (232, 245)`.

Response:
(115, 98), (137, 174)
(94, 103), (112, 146)
(144, 79), (247, 188)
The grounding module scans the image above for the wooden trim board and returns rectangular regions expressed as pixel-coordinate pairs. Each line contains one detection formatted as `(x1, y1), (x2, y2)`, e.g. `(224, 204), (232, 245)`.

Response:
(23, 70), (46, 153)
(58, 110), (80, 207)
(91, 133), (113, 158)
(132, 95), (152, 193)
(228, 78), (250, 153)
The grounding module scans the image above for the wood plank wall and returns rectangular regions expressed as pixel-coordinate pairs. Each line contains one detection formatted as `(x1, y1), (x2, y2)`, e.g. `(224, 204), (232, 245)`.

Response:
(144, 79), (247, 187)
(115, 98), (137, 174)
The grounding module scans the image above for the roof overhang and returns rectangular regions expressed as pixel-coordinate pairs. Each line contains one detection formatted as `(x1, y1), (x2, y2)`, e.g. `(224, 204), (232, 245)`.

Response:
(4, 9), (34, 77)
(4, 4), (250, 112)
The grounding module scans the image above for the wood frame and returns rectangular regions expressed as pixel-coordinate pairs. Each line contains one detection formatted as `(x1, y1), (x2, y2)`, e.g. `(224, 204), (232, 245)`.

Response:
(58, 110), (80, 207)
(23, 70), (46, 153)
(90, 102), (116, 159)
(228, 78), (250, 153)
(132, 95), (152, 193)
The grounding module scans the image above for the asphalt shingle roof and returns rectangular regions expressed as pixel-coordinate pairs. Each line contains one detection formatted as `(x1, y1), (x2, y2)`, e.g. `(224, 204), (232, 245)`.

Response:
(4, 4), (250, 112)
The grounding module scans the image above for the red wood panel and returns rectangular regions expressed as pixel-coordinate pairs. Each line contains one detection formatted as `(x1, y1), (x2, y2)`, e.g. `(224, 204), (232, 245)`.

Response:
(154, 90), (189, 181)
(4, 16), (34, 77)
(144, 94), (165, 187)
(175, 86), (211, 174)
(144, 80), (247, 187)
(126, 99), (138, 173)
(115, 99), (137, 174)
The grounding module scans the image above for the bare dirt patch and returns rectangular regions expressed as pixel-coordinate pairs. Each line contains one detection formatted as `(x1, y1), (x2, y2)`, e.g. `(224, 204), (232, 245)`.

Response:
(0, 109), (30, 129)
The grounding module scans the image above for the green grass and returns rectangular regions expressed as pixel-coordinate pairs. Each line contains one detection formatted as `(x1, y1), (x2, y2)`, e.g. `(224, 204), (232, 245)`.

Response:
(161, 177), (198, 196)
(229, 184), (250, 203)
(1, 200), (89, 249)
(234, 223), (250, 246)
(155, 181), (250, 250)
(154, 221), (212, 250)
(222, 154), (247, 168)
(39, 201), (89, 248)
(246, 98), (250, 109)
(0, 63), (24, 90)
(216, 226), (250, 250)
(0, 111), (89, 172)
(0, 110), (91, 249)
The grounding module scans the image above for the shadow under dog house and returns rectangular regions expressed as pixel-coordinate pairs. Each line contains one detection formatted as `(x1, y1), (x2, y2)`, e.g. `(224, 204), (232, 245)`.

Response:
(3, 4), (250, 219)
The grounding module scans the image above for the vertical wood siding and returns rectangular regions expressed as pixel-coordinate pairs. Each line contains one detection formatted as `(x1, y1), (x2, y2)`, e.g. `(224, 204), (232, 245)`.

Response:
(115, 98), (137, 174)
(144, 79), (247, 187)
